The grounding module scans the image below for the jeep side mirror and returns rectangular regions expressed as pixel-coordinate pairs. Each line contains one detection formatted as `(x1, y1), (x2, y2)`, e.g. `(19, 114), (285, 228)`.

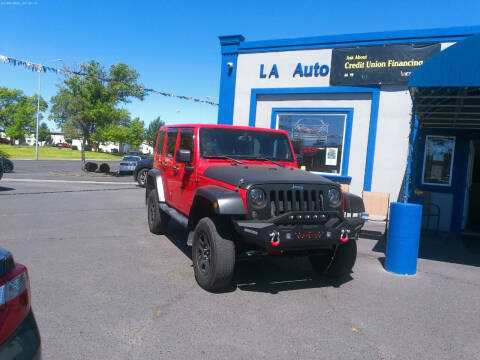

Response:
(176, 149), (191, 163)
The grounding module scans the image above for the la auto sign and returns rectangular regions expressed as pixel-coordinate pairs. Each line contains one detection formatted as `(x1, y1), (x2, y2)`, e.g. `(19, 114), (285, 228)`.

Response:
(259, 62), (330, 79)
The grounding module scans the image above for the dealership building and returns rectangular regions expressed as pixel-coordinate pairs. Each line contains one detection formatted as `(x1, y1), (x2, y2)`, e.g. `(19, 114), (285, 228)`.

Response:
(216, 26), (480, 232)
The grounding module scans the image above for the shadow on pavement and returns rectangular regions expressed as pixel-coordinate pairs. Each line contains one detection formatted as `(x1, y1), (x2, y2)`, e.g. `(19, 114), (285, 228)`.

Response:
(0, 186), (15, 192)
(362, 223), (480, 268)
(164, 220), (353, 293)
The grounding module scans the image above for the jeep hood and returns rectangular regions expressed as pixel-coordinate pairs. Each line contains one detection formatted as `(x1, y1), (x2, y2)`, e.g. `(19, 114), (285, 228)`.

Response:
(203, 165), (336, 188)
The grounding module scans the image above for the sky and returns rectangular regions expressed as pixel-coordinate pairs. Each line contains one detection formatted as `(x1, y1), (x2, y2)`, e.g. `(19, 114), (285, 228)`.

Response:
(0, 0), (479, 131)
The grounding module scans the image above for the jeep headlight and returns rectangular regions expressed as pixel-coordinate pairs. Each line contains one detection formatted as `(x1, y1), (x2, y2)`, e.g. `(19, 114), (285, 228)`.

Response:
(249, 188), (266, 207)
(327, 188), (342, 209)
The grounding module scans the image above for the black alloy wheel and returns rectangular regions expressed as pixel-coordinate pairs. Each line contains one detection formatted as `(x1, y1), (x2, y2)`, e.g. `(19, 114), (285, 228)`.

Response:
(196, 231), (212, 274)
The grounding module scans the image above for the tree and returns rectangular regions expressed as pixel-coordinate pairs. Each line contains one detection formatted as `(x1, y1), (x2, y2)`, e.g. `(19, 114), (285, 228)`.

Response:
(49, 60), (146, 168)
(38, 123), (50, 144)
(126, 117), (145, 149)
(144, 116), (165, 148)
(0, 87), (23, 139)
(5, 95), (47, 144)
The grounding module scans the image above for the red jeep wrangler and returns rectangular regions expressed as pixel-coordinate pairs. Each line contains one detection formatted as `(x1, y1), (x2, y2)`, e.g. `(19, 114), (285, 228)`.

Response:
(146, 124), (364, 291)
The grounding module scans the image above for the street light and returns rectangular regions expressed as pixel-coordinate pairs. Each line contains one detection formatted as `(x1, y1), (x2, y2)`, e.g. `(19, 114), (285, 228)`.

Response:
(35, 58), (63, 160)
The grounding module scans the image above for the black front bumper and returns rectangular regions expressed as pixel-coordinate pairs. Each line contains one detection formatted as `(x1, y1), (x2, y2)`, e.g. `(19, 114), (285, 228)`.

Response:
(233, 211), (364, 252)
(0, 310), (42, 360)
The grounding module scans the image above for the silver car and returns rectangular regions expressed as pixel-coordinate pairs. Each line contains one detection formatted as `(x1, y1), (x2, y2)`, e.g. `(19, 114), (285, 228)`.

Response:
(119, 155), (141, 174)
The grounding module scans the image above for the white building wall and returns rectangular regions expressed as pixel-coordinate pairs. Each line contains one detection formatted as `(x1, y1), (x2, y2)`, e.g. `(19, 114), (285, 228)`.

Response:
(233, 49), (332, 125)
(371, 86), (412, 200)
(229, 41), (456, 200)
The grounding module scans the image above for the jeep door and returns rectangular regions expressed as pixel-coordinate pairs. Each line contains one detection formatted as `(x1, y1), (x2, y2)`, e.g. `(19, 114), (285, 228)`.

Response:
(172, 128), (196, 215)
(164, 128), (179, 204)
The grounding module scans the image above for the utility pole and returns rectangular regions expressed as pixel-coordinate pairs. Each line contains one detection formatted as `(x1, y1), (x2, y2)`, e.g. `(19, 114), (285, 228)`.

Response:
(34, 59), (63, 160)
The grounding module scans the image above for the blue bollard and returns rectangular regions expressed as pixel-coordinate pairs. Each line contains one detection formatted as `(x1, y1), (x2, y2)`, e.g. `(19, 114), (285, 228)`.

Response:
(385, 202), (423, 275)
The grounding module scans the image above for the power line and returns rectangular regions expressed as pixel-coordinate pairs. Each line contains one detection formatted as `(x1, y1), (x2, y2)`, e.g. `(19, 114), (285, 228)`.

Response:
(0, 54), (219, 106)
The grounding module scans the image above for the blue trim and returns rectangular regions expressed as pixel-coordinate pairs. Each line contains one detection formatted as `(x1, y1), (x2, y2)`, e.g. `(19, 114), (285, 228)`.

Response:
(318, 175), (351, 184)
(363, 90), (380, 192)
(234, 26), (480, 54)
(217, 35), (245, 125)
(270, 107), (353, 179)
(248, 87), (380, 191)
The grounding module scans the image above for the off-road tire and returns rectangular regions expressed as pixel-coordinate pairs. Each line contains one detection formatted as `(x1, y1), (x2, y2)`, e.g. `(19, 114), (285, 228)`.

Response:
(137, 168), (148, 187)
(3, 161), (13, 173)
(309, 252), (333, 275)
(147, 189), (169, 235)
(326, 239), (357, 278)
(192, 217), (235, 291)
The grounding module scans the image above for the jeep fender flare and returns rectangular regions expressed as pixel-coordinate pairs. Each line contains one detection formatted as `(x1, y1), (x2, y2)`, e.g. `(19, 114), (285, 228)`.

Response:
(146, 169), (165, 203)
(189, 186), (246, 227)
(343, 191), (365, 214)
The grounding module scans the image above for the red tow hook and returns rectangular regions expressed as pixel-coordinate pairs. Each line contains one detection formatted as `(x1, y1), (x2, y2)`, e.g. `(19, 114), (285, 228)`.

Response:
(340, 230), (349, 243)
(269, 231), (280, 247)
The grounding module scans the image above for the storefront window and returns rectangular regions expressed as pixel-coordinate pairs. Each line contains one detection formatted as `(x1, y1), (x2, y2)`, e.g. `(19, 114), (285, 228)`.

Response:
(278, 113), (346, 174)
(422, 135), (455, 186)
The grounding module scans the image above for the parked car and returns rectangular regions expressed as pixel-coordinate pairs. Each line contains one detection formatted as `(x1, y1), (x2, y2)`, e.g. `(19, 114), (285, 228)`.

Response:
(145, 124), (365, 291)
(2, 158), (14, 173)
(133, 157), (153, 187)
(0, 248), (42, 359)
(119, 155), (141, 174)
(55, 142), (71, 148)
(126, 150), (148, 159)
(0, 138), (10, 144)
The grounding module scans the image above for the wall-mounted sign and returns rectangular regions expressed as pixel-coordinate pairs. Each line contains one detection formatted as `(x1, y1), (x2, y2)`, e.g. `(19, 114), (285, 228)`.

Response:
(259, 62), (329, 79)
(330, 43), (440, 86)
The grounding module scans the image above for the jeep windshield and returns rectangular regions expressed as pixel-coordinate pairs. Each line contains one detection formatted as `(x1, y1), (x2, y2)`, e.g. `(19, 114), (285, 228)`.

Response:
(199, 128), (294, 162)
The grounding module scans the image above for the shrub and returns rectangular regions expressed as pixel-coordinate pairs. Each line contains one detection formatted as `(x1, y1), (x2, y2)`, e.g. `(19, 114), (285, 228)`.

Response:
(85, 162), (98, 172)
(71, 145), (78, 150)
(99, 163), (110, 173)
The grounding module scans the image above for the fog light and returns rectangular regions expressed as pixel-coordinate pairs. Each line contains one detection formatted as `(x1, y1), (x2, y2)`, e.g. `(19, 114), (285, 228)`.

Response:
(313, 215), (318, 220)
(297, 215), (302, 220)
(288, 215), (294, 220)
(286, 233), (292, 240)
(326, 231), (331, 238)
(305, 215), (310, 220)
(251, 211), (258, 219)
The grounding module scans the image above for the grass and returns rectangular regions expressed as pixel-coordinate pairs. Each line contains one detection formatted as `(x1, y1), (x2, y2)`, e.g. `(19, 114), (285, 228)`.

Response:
(0, 144), (123, 160)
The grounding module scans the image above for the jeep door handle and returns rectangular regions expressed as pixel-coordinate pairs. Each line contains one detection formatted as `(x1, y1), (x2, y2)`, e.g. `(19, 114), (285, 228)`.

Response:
(172, 166), (179, 171)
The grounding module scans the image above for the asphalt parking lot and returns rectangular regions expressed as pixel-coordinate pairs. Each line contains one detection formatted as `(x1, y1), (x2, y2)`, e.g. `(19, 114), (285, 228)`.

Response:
(1, 161), (479, 359)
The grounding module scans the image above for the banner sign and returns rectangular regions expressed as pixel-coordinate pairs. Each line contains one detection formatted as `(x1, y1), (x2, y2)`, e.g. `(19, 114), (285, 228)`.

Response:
(330, 43), (440, 86)
(0, 54), (218, 106)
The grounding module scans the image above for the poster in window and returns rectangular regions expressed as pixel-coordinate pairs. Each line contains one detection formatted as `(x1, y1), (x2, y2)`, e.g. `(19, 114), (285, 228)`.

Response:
(325, 147), (338, 166)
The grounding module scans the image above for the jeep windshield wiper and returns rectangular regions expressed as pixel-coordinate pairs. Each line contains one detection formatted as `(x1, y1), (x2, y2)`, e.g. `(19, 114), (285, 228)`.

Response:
(203, 155), (245, 165)
(243, 157), (285, 167)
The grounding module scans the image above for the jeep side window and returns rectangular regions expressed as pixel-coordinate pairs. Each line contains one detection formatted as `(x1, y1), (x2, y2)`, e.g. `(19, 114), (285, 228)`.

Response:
(166, 129), (178, 158)
(156, 130), (166, 155)
(178, 129), (194, 162)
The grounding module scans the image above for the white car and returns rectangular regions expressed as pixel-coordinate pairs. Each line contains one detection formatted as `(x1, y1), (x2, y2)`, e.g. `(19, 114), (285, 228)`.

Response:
(119, 155), (141, 174)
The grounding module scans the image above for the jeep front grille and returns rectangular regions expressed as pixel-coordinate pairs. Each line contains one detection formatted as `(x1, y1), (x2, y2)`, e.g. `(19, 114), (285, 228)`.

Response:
(269, 188), (324, 217)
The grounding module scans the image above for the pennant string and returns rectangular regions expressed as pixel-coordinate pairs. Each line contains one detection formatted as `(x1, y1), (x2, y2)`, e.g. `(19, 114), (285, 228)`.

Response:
(0, 54), (219, 106)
